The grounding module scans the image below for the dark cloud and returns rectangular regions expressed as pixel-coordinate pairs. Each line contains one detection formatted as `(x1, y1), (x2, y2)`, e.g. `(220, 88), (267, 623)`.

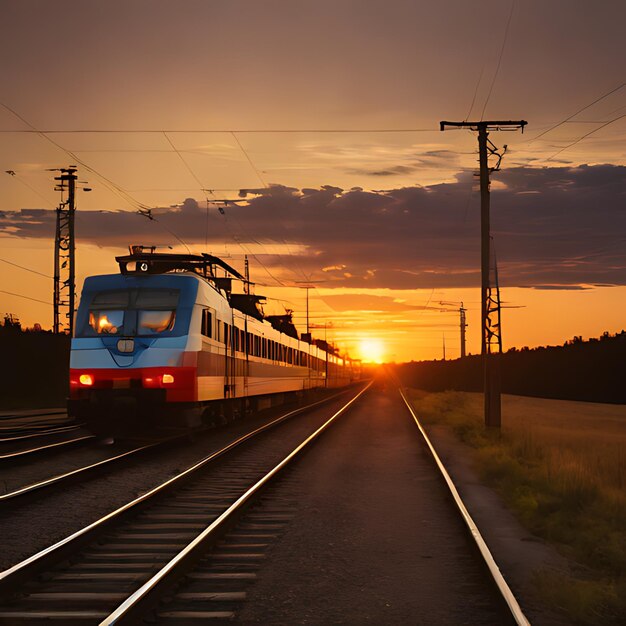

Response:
(1, 164), (624, 289)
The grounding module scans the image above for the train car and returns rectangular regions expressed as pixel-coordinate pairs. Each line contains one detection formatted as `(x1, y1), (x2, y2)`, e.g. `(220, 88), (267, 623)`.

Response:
(68, 247), (354, 435)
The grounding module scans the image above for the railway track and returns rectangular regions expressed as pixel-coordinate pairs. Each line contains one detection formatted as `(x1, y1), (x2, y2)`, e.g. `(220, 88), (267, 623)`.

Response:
(0, 410), (75, 436)
(121, 384), (529, 625)
(398, 387), (529, 625)
(0, 434), (96, 463)
(0, 384), (369, 623)
(0, 391), (349, 505)
(0, 423), (83, 444)
(0, 441), (161, 504)
(0, 383), (529, 625)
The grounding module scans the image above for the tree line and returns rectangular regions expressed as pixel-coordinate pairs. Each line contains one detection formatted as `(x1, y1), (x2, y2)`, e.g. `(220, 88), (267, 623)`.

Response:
(396, 331), (626, 404)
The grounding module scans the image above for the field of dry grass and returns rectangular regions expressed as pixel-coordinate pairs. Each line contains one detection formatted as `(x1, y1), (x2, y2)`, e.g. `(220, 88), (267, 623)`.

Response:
(406, 389), (626, 625)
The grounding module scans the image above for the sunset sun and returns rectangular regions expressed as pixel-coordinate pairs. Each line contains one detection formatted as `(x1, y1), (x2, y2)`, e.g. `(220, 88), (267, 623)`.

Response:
(358, 338), (385, 363)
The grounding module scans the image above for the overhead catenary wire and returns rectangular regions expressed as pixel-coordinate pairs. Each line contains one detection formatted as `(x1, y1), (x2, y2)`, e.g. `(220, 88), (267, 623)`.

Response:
(464, 66), (485, 122)
(4, 170), (56, 208)
(0, 127), (452, 134)
(1, 103), (203, 258)
(0, 101), (151, 213)
(0, 257), (52, 279)
(231, 132), (268, 189)
(529, 81), (626, 143)
(0, 289), (51, 306)
(480, 0), (516, 120)
(229, 133), (330, 295)
(163, 132), (210, 199)
(545, 113), (626, 162)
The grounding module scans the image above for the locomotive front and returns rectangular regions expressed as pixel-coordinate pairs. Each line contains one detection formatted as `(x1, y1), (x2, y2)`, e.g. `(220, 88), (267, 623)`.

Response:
(68, 273), (200, 434)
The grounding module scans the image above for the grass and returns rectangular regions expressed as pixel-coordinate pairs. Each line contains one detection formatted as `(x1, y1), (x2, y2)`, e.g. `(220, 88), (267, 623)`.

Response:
(406, 389), (626, 625)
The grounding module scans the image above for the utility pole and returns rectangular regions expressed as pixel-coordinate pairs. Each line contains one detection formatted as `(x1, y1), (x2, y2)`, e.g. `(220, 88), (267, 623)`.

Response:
(439, 301), (468, 358)
(460, 303), (467, 358)
(295, 281), (326, 340)
(53, 167), (77, 335)
(440, 120), (527, 427)
(305, 286), (310, 335)
(244, 255), (250, 294)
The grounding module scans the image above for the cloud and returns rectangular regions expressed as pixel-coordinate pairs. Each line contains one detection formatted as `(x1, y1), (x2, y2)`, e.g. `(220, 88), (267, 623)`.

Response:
(1, 164), (625, 289)
(346, 149), (462, 177)
(521, 285), (592, 291)
(319, 294), (428, 312)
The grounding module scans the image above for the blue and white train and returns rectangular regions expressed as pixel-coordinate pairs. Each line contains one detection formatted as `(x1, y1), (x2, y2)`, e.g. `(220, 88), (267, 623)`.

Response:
(68, 247), (357, 434)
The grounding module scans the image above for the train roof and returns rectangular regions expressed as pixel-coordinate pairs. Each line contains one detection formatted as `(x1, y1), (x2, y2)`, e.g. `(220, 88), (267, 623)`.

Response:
(116, 247), (245, 281)
(109, 246), (343, 357)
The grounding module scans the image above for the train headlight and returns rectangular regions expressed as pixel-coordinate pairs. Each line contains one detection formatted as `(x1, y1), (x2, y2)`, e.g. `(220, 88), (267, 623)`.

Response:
(79, 374), (94, 386)
(162, 374), (175, 384)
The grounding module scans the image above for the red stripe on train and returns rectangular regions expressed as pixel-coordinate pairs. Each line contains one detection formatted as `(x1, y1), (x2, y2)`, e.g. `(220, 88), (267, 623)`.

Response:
(69, 367), (197, 402)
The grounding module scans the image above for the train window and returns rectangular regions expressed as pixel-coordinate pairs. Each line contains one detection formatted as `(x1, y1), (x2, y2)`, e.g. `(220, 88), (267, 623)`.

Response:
(91, 291), (130, 308)
(134, 289), (179, 309)
(84, 289), (181, 337)
(201, 310), (212, 338)
(224, 323), (229, 346)
(138, 310), (176, 334)
(88, 310), (125, 334)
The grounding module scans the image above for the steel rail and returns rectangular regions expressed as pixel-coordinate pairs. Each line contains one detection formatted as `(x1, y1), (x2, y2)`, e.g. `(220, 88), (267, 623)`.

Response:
(0, 424), (82, 444)
(0, 435), (95, 462)
(0, 386), (361, 593)
(0, 415), (73, 433)
(0, 409), (67, 423)
(398, 387), (530, 626)
(0, 443), (158, 503)
(100, 381), (372, 624)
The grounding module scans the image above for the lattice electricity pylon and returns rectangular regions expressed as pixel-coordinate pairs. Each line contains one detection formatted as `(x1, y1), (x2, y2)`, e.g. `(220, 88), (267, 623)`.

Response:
(484, 238), (503, 354)
(53, 167), (78, 335)
(439, 301), (468, 358)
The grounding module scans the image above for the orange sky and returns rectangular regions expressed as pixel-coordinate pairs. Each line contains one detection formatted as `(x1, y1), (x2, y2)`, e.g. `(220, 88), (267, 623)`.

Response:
(1, 1), (625, 362)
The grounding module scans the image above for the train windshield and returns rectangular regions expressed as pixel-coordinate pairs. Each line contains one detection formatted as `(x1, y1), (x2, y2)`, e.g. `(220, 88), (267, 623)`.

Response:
(84, 288), (179, 336)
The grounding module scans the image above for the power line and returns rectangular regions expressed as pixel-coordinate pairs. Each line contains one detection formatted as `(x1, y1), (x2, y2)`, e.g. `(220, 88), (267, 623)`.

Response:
(545, 113), (626, 161)
(4, 171), (56, 208)
(480, 0), (516, 120)
(465, 66), (484, 122)
(0, 289), (50, 305)
(530, 81), (626, 142)
(0, 127), (446, 134)
(163, 132), (209, 197)
(1, 102), (200, 256)
(0, 257), (52, 278)
(0, 101), (152, 212)
(231, 132), (268, 189)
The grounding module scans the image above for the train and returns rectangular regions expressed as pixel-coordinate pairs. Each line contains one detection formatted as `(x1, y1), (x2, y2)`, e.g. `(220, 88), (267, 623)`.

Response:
(68, 246), (359, 435)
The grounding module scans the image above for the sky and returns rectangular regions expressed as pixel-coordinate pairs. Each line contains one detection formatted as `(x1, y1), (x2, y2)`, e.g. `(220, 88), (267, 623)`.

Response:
(1, 0), (625, 362)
